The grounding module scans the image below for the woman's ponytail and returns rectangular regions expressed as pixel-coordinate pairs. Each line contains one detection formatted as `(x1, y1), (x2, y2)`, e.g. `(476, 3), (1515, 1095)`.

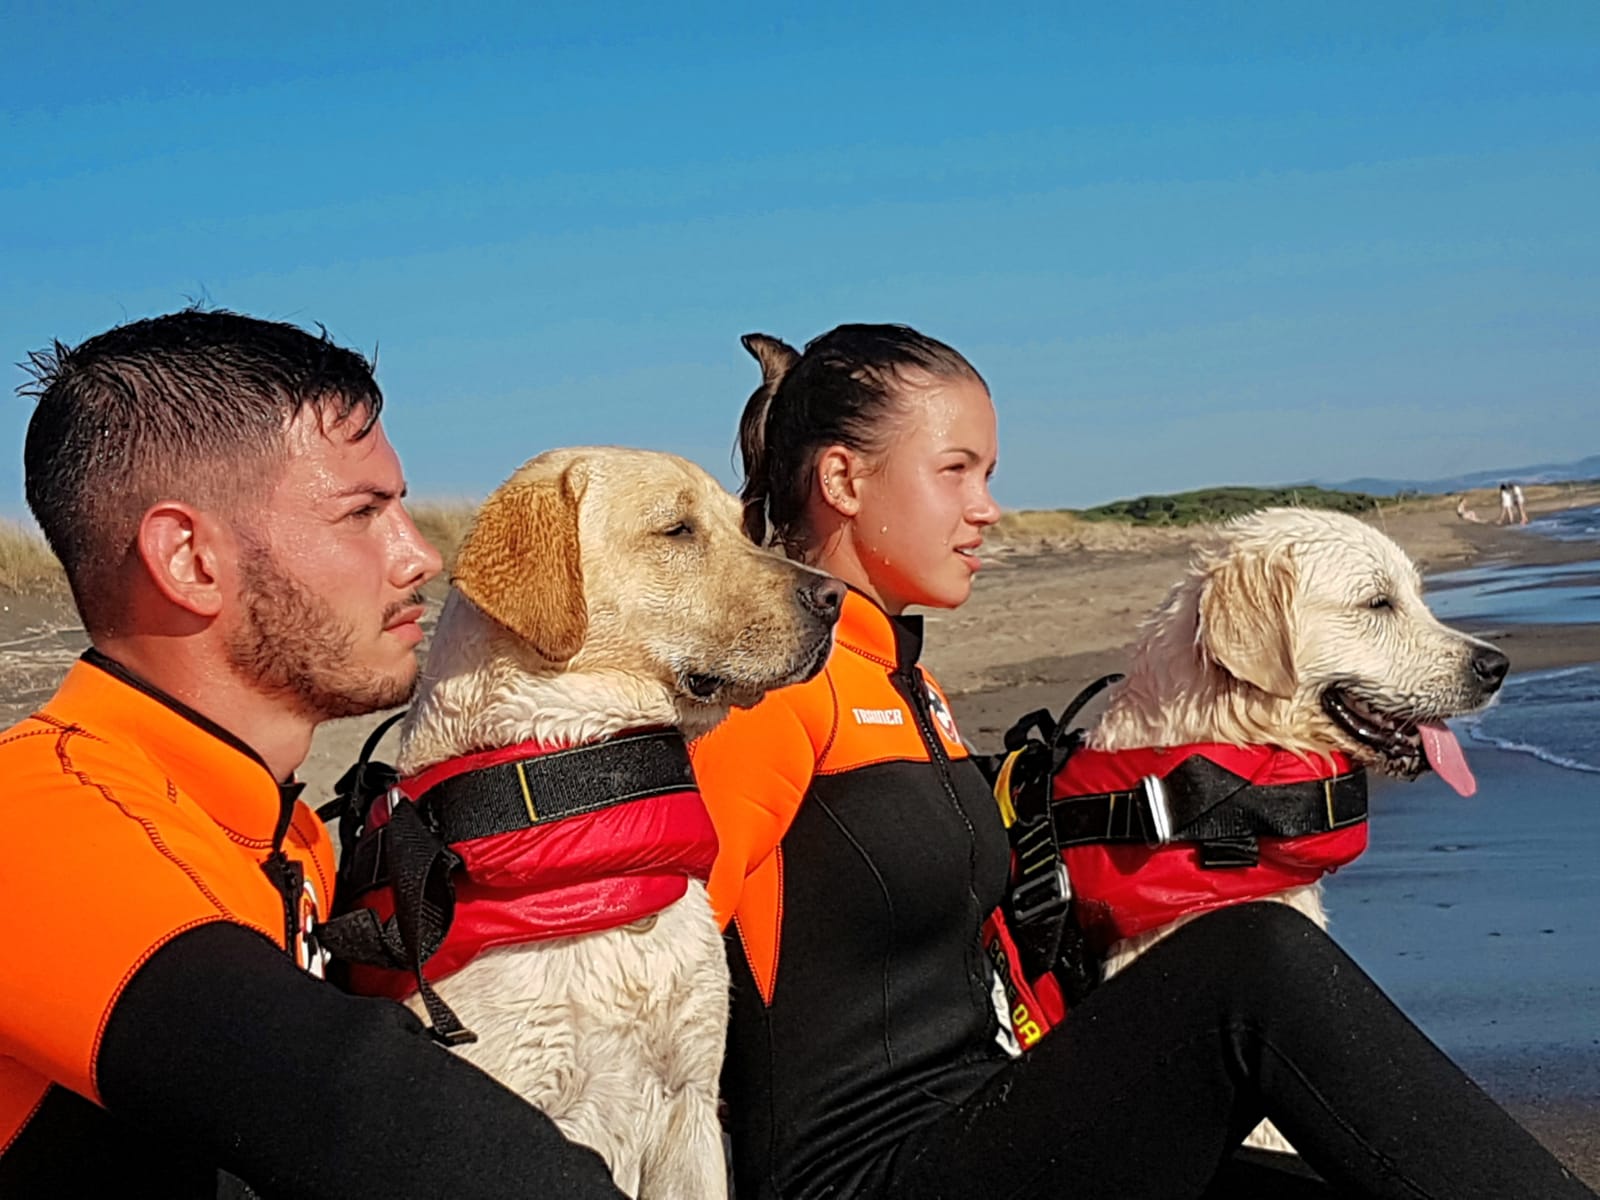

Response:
(736, 333), (800, 545)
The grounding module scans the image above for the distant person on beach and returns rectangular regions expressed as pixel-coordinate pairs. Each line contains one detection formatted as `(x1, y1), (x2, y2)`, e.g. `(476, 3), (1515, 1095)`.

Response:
(1456, 493), (1485, 523)
(1498, 482), (1517, 525)
(1513, 481), (1530, 525)
(692, 322), (1597, 1200)
(0, 311), (624, 1197)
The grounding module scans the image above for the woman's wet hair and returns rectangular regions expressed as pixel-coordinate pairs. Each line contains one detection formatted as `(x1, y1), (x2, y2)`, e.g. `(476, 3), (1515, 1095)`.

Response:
(735, 323), (984, 549)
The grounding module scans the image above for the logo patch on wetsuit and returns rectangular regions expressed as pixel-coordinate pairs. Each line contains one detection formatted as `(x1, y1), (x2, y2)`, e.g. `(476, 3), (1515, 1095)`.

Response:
(297, 878), (329, 979)
(852, 707), (906, 726)
(924, 683), (962, 745)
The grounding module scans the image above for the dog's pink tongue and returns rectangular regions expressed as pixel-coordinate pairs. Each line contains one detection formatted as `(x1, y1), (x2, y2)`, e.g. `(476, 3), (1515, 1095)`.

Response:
(1421, 722), (1476, 797)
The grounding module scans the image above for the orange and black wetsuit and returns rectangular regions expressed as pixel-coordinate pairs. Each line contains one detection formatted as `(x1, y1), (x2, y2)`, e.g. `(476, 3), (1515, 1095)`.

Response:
(692, 590), (1013, 1198)
(693, 593), (1593, 1200)
(0, 650), (622, 1198)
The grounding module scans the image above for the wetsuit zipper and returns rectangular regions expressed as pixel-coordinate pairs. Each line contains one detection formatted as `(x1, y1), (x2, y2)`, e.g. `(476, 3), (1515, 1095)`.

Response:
(893, 665), (963, 810)
(261, 781), (307, 957)
(891, 663), (992, 1026)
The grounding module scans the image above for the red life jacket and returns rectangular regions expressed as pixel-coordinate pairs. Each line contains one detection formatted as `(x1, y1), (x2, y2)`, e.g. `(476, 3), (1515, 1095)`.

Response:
(1055, 743), (1368, 952)
(342, 736), (718, 1003)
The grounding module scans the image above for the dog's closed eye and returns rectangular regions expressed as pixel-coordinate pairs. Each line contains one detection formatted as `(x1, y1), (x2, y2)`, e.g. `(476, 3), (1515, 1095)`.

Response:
(1366, 596), (1394, 611)
(661, 522), (695, 539)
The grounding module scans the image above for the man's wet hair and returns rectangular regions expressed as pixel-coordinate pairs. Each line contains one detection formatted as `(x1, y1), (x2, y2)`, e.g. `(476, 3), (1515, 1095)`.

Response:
(19, 308), (384, 633)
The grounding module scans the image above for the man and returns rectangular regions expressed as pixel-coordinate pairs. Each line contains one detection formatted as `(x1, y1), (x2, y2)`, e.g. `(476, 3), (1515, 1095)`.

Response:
(0, 310), (625, 1198)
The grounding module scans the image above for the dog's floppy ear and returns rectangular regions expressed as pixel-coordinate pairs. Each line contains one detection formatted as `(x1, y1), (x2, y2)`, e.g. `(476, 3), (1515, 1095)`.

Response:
(1198, 545), (1298, 698)
(452, 464), (588, 663)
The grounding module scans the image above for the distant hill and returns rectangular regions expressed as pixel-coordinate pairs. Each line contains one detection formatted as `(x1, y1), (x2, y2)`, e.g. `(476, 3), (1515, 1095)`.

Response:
(1317, 454), (1600, 496)
(1080, 485), (1386, 527)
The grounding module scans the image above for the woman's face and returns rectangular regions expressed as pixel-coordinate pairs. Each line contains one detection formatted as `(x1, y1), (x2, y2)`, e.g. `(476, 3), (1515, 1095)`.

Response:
(849, 372), (1000, 613)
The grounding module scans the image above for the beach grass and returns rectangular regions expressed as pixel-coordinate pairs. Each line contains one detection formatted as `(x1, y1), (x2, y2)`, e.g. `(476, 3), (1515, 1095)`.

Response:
(410, 500), (478, 569)
(990, 508), (1194, 552)
(0, 521), (66, 597)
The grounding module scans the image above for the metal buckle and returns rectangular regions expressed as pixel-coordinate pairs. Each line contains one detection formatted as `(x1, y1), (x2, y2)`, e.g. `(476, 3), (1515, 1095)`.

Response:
(1141, 773), (1174, 844)
(384, 783), (406, 817)
(1011, 859), (1072, 924)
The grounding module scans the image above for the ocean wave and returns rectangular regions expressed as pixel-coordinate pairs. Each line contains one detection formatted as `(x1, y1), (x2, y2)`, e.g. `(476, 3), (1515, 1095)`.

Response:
(1532, 503), (1600, 543)
(1499, 664), (1595, 687)
(1457, 663), (1600, 775)
(1462, 725), (1600, 775)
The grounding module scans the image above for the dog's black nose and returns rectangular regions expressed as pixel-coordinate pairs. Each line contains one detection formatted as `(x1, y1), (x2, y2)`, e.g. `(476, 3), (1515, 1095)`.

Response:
(1471, 644), (1511, 690)
(798, 575), (846, 624)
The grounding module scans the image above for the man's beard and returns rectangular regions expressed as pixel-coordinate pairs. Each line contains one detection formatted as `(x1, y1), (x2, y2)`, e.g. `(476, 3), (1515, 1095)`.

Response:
(226, 549), (422, 722)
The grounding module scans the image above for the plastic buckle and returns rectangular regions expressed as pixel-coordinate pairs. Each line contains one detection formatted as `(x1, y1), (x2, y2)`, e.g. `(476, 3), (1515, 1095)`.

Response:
(1011, 859), (1072, 924)
(1141, 774), (1174, 844)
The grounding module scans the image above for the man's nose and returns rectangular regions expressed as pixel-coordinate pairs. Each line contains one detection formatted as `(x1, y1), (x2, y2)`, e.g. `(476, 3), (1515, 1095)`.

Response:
(395, 511), (444, 588)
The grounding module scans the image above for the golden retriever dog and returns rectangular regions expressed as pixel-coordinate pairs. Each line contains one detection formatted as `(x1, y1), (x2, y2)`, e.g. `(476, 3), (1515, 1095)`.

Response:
(1079, 507), (1508, 1151)
(394, 447), (841, 1199)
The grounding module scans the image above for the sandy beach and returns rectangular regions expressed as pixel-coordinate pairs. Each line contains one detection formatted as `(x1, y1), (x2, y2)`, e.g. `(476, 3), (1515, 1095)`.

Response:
(1, 491), (1595, 1185)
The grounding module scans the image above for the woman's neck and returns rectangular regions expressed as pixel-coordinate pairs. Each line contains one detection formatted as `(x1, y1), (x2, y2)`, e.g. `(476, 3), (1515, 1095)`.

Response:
(801, 524), (902, 615)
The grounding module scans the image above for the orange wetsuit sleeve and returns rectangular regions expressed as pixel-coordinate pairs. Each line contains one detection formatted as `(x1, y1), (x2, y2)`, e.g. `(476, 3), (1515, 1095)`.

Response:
(691, 681), (826, 930)
(0, 735), (278, 1103)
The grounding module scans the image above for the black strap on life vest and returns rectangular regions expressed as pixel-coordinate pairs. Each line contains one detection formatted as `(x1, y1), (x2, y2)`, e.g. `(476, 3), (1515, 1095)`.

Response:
(330, 730), (695, 906)
(986, 674), (1126, 1010)
(314, 712), (477, 1046)
(423, 730), (695, 843)
(315, 724), (700, 1047)
(1052, 757), (1368, 869)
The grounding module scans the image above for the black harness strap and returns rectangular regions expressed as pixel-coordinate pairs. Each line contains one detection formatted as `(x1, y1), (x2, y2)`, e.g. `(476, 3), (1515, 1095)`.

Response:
(984, 675), (1372, 1014)
(423, 730), (695, 844)
(990, 674), (1126, 1009)
(315, 712), (476, 1046)
(315, 725), (700, 1047)
(1053, 756), (1369, 869)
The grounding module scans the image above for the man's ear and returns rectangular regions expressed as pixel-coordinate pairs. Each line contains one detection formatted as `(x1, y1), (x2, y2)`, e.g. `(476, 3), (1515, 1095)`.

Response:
(452, 464), (588, 663)
(137, 504), (223, 617)
(1198, 545), (1298, 698)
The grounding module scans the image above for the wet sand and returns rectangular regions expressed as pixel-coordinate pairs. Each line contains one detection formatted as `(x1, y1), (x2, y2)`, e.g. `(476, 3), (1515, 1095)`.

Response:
(1324, 748), (1600, 1184)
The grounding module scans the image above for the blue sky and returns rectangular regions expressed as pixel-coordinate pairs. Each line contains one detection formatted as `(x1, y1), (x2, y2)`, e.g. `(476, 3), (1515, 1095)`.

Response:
(4, 2), (1596, 512)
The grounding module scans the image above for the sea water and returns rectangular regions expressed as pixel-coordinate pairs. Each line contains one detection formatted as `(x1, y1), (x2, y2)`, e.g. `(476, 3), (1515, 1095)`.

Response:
(1323, 522), (1600, 1106)
(1530, 501), (1600, 543)
(1425, 558), (1600, 626)
(1425, 545), (1600, 773)
(1463, 665), (1600, 775)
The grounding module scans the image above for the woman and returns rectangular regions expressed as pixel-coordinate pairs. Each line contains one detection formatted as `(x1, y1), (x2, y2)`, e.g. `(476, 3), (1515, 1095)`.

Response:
(690, 324), (1593, 1200)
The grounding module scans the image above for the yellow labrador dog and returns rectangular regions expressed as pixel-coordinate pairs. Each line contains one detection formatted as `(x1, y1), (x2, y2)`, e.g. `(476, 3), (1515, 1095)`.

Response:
(1074, 506), (1507, 1149)
(393, 447), (841, 1199)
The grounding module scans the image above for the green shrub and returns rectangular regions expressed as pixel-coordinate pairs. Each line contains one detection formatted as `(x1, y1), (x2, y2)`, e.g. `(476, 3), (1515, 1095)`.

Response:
(1078, 486), (1387, 527)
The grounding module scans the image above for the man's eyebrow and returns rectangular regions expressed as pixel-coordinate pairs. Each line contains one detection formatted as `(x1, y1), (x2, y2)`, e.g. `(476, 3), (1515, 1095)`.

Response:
(333, 483), (407, 501)
(942, 447), (982, 462)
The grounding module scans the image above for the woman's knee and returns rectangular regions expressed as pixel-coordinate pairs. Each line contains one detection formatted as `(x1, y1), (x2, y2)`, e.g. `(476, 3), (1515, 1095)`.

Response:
(1167, 902), (1341, 990)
